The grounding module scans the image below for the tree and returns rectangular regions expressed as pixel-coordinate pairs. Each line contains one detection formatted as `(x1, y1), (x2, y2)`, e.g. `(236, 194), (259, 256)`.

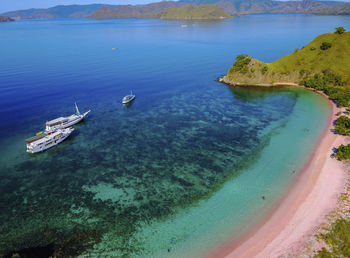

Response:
(334, 144), (350, 160)
(334, 116), (350, 135)
(320, 42), (332, 50)
(335, 27), (346, 34)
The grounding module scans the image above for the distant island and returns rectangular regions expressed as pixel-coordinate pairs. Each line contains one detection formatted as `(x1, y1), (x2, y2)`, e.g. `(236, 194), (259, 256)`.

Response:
(181, 0), (344, 15)
(88, 1), (185, 19)
(2, 0), (349, 20)
(312, 2), (350, 15)
(2, 4), (106, 19)
(90, 3), (231, 20)
(0, 15), (14, 22)
(149, 4), (231, 20)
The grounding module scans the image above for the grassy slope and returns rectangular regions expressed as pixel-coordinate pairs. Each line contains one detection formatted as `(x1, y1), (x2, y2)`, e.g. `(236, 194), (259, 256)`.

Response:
(226, 31), (350, 87)
(158, 4), (231, 19)
(268, 32), (350, 86)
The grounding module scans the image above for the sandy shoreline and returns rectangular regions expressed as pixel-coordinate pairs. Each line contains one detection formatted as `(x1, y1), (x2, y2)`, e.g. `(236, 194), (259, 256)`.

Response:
(207, 92), (349, 258)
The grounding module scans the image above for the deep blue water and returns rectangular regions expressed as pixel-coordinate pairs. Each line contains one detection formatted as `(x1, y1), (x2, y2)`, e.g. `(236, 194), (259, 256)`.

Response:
(0, 15), (349, 256)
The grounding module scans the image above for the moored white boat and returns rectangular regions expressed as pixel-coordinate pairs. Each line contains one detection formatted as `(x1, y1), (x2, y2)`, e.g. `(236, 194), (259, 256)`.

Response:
(26, 128), (74, 153)
(122, 91), (135, 104)
(45, 103), (90, 132)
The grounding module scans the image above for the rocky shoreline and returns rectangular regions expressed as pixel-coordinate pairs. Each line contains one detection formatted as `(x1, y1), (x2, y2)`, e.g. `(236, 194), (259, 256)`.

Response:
(218, 75), (300, 87)
(0, 15), (14, 22)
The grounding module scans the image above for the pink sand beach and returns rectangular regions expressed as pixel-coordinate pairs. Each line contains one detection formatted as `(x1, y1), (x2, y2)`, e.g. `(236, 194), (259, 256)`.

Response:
(207, 96), (349, 258)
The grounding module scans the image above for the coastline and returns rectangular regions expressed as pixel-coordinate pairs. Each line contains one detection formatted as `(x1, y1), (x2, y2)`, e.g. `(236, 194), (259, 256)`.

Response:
(208, 83), (349, 257)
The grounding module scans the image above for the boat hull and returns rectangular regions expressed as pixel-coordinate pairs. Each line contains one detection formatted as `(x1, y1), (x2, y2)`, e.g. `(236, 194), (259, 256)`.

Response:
(27, 128), (74, 153)
(122, 96), (135, 104)
(45, 111), (90, 132)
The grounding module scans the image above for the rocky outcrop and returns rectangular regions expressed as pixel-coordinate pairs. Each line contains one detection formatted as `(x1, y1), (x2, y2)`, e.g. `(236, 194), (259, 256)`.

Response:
(0, 15), (14, 22)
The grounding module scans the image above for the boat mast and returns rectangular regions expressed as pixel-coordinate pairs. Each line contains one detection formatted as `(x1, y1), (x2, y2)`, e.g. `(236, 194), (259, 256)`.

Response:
(75, 102), (81, 115)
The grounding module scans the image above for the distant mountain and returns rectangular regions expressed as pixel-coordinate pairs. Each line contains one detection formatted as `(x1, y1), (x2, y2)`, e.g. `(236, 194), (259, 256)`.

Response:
(0, 15), (14, 22)
(151, 4), (232, 19)
(311, 2), (350, 14)
(180, 0), (345, 15)
(2, 0), (348, 20)
(2, 4), (107, 19)
(89, 1), (186, 19)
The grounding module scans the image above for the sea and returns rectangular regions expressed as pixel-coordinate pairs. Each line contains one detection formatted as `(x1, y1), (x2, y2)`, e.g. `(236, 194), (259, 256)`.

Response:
(1, 14), (350, 257)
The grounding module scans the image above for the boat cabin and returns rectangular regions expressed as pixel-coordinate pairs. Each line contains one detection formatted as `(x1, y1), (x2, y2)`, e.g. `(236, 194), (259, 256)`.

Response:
(46, 117), (69, 127)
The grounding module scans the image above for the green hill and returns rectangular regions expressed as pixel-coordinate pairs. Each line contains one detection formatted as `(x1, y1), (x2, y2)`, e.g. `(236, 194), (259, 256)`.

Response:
(221, 30), (350, 106)
(88, 1), (186, 19)
(180, 0), (344, 15)
(153, 4), (231, 20)
(269, 32), (350, 84)
(223, 31), (350, 86)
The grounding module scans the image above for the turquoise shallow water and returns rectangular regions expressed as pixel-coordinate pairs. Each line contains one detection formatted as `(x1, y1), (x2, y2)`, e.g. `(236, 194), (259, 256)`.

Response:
(0, 15), (348, 256)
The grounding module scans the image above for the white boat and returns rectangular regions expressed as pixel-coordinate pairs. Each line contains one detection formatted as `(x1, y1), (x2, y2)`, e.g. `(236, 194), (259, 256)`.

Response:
(122, 91), (135, 104)
(26, 128), (74, 153)
(45, 103), (90, 132)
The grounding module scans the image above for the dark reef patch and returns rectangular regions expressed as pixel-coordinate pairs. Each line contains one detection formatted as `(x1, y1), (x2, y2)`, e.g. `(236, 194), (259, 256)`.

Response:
(0, 87), (297, 256)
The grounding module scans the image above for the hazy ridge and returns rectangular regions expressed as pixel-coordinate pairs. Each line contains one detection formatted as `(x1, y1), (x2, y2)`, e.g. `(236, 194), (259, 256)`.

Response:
(2, 0), (348, 20)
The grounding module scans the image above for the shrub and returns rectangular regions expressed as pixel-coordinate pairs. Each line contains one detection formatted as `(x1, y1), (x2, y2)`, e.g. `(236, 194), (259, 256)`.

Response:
(322, 69), (344, 86)
(334, 116), (350, 135)
(231, 54), (251, 74)
(315, 217), (350, 256)
(301, 75), (328, 90)
(335, 144), (350, 160)
(324, 87), (350, 107)
(335, 27), (346, 34)
(299, 69), (305, 76)
(310, 47), (316, 51)
(320, 42), (332, 50)
(301, 71), (349, 106)
(261, 66), (268, 75)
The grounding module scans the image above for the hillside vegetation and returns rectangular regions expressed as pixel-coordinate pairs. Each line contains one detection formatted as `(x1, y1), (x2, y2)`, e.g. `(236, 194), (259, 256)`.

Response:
(180, 0), (343, 15)
(312, 2), (350, 15)
(88, 1), (185, 19)
(268, 32), (350, 84)
(3, 0), (346, 20)
(152, 4), (231, 20)
(223, 31), (350, 96)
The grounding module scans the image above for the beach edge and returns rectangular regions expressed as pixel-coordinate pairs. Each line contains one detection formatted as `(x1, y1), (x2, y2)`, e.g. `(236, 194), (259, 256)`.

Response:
(208, 86), (349, 258)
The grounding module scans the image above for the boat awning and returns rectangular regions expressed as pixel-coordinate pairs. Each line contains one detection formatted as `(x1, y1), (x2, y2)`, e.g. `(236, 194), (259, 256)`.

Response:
(25, 133), (47, 144)
(46, 117), (68, 126)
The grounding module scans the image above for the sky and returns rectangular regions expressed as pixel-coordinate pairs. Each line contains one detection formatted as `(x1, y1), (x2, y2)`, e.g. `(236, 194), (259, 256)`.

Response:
(0, 0), (155, 13)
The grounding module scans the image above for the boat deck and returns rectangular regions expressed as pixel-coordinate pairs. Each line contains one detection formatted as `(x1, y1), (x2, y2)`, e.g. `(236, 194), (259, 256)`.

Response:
(25, 133), (48, 144)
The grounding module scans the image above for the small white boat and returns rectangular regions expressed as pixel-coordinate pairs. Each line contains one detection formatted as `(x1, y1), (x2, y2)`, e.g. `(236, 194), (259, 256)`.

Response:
(122, 91), (135, 104)
(26, 128), (74, 153)
(45, 103), (90, 132)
